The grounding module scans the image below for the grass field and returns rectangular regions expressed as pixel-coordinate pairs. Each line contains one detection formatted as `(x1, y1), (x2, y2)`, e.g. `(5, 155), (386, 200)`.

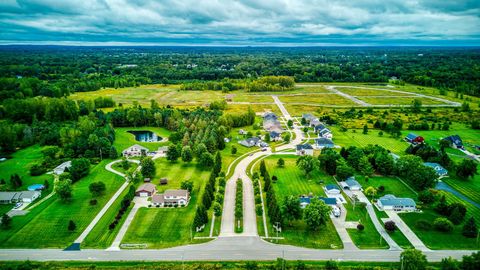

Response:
(113, 127), (171, 152)
(358, 97), (447, 105)
(258, 155), (343, 249)
(354, 176), (417, 200)
(337, 88), (414, 97)
(443, 169), (480, 204)
(0, 145), (54, 193)
(0, 160), (124, 248)
(279, 93), (356, 106)
(331, 126), (409, 155)
(121, 158), (211, 248)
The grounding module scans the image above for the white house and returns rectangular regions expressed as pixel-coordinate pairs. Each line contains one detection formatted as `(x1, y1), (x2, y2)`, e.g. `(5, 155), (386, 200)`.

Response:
(296, 144), (314, 156)
(325, 184), (341, 195)
(0, 191), (41, 204)
(122, 144), (149, 157)
(377, 194), (416, 212)
(53, 161), (71, 175)
(152, 189), (190, 207)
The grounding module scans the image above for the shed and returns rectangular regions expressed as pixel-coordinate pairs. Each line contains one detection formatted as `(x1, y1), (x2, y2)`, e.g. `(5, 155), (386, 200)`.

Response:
(160, 178), (168, 185)
(135, 183), (156, 197)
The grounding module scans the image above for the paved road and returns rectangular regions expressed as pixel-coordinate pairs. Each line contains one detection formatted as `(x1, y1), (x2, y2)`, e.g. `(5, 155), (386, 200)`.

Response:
(325, 86), (370, 106)
(0, 236), (474, 262)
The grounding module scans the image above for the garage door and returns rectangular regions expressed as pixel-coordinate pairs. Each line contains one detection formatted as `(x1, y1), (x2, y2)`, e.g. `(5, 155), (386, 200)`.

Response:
(139, 192), (149, 197)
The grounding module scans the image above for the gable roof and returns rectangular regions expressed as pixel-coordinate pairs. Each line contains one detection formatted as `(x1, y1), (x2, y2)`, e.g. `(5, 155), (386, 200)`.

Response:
(314, 124), (327, 131)
(424, 162), (448, 175)
(314, 138), (334, 145)
(124, 144), (149, 152)
(444, 135), (463, 146)
(136, 183), (156, 193)
(325, 184), (340, 191)
(379, 194), (416, 207)
(405, 133), (418, 140)
(296, 143), (313, 150)
(269, 131), (281, 138)
(263, 112), (277, 120)
(152, 194), (164, 204)
(164, 189), (189, 197)
(319, 129), (332, 136)
(302, 113), (316, 121)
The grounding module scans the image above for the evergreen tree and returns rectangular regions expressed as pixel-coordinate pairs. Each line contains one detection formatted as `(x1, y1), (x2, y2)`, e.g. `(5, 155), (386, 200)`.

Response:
(1, 214), (12, 229)
(181, 145), (193, 163)
(462, 217), (478, 238)
(68, 220), (76, 231)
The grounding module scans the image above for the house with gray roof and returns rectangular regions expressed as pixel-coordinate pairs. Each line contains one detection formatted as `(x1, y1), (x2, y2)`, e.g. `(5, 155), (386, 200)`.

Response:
(239, 137), (261, 148)
(314, 138), (334, 149)
(424, 162), (448, 177)
(53, 161), (72, 175)
(122, 144), (149, 157)
(152, 189), (190, 207)
(296, 143), (314, 156)
(377, 194), (416, 212)
(0, 191), (41, 204)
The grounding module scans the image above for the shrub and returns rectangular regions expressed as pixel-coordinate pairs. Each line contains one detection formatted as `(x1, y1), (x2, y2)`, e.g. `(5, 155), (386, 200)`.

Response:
(30, 163), (46, 176)
(384, 221), (396, 232)
(89, 199), (97, 206)
(357, 223), (365, 231)
(272, 175), (278, 182)
(377, 186), (385, 192)
(415, 219), (432, 230)
(434, 217), (454, 232)
(418, 190), (436, 204)
(256, 204), (263, 216)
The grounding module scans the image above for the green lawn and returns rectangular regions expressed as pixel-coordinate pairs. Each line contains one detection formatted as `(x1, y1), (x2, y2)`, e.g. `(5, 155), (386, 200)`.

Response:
(444, 170), (480, 205)
(343, 200), (389, 249)
(111, 162), (139, 175)
(113, 127), (171, 152)
(0, 145), (54, 193)
(0, 204), (13, 216)
(83, 184), (134, 248)
(400, 208), (480, 250)
(354, 175), (417, 200)
(0, 160), (124, 248)
(331, 126), (409, 155)
(122, 158), (211, 248)
(258, 155), (343, 249)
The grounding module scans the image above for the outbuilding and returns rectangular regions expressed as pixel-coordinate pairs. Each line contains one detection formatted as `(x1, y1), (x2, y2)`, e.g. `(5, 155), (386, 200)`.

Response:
(135, 183), (157, 197)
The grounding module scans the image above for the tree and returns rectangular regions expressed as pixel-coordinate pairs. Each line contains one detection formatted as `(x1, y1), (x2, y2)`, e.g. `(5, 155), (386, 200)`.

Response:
(384, 220), (396, 232)
(199, 152), (214, 168)
(109, 146), (118, 159)
(1, 214), (12, 229)
(456, 159), (477, 180)
(282, 133), (291, 143)
(440, 257), (459, 270)
(180, 180), (194, 193)
(9, 174), (22, 190)
(259, 160), (267, 177)
(418, 190), (436, 204)
(400, 249), (427, 270)
(70, 158), (90, 182)
(296, 155), (319, 178)
(277, 158), (285, 167)
(363, 124), (368, 134)
(358, 156), (374, 176)
(43, 179), (50, 190)
(181, 146), (193, 163)
(319, 149), (340, 175)
(364, 186), (377, 200)
(140, 157), (156, 179)
(433, 217), (454, 232)
(231, 145), (237, 155)
(449, 206), (466, 225)
(396, 155), (437, 190)
(166, 144), (180, 162)
(462, 217), (478, 238)
(56, 180), (72, 202)
(89, 181), (106, 197)
(460, 251), (480, 270)
(412, 98), (423, 113)
(264, 132), (271, 142)
(303, 198), (331, 231)
(281, 195), (302, 226)
(193, 205), (209, 230)
(335, 160), (355, 181)
(68, 220), (76, 231)
(287, 119), (293, 127)
(375, 153), (395, 175)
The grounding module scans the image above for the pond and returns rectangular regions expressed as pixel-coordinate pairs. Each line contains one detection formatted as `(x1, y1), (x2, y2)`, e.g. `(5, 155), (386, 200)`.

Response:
(127, 130), (163, 142)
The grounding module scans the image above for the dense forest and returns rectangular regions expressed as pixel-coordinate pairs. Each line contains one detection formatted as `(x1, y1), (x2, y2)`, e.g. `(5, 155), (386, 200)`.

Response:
(0, 46), (479, 98)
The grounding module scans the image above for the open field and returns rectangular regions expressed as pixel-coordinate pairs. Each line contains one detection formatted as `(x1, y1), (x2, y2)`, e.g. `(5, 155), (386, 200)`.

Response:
(443, 169), (480, 205)
(0, 145), (54, 193)
(279, 93), (356, 106)
(113, 127), (171, 152)
(258, 155), (343, 249)
(331, 127), (409, 155)
(0, 160), (124, 248)
(337, 88), (415, 97)
(358, 97), (447, 105)
(122, 158), (211, 248)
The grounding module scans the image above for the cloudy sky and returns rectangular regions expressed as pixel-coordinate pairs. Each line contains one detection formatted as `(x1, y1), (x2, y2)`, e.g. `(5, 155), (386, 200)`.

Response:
(1, 0), (479, 46)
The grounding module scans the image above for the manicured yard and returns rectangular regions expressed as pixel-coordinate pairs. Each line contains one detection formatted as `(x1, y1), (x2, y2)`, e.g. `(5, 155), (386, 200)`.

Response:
(400, 208), (480, 250)
(258, 155), (343, 249)
(331, 126), (409, 155)
(0, 204), (13, 216)
(0, 160), (124, 248)
(354, 176), (417, 200)
(121, 158), (211, 248)
(343, 199), (388, 249)
(0, 145), (54, 192)
(113, 127), (171, 152)
(83, 184), (134, 248)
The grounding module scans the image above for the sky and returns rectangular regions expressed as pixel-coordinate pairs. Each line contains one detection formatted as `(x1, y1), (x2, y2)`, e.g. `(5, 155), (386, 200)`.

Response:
(0, 0), (479, 46)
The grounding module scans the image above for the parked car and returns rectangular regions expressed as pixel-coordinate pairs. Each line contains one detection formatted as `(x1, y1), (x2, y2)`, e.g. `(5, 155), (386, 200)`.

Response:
(14, 202), (23, 209)
(332, 206), (341, 217)
(261, 147), (268, 152)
